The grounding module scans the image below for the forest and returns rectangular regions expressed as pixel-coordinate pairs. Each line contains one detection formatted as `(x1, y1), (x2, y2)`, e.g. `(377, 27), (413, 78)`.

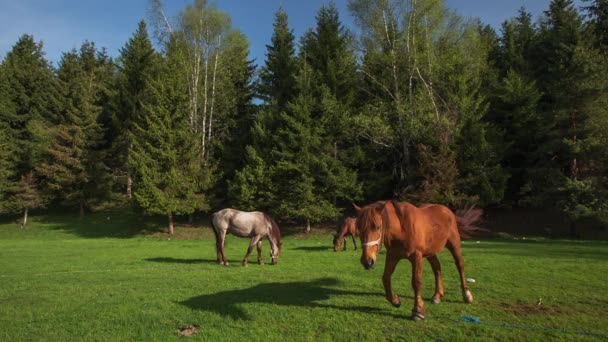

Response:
(1, 0), (606, 234)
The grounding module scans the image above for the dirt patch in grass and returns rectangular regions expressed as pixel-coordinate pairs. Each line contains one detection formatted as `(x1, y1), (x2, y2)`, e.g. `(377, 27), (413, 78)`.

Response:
(178, 324), (200, 337)
(499, 302), (565, 316)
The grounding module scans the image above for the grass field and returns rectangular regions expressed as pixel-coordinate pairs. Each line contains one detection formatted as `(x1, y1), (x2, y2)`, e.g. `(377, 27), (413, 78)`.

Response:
(1, 211), (607, 341)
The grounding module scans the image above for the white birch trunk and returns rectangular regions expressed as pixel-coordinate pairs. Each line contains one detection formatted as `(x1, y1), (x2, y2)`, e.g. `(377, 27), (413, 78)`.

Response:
(206, 35), (221, 162)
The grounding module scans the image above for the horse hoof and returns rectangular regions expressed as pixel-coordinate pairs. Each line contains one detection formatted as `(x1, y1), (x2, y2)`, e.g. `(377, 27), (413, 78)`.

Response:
(243, 263), (248, 267)
(258, 261), (264, 265)
(464, 290), (473, 304)
(390, 295), (401, 308)
(411, 313), (426, 321)
(431, 297), (441, 304)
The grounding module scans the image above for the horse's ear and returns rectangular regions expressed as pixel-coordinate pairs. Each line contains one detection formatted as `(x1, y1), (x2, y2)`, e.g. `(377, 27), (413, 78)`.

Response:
(352, 203), (362, 214)
(374, 205), (384, 214)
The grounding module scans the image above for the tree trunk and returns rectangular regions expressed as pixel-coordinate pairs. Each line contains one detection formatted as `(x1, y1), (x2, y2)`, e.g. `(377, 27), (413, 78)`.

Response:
(21, 208), (28, 228)
(206, 35), (221, 162)
(168, 212), (174, 236)
(79, 201), (84, 220)
(127, 174), (132, 200)
(188, 213), (193, 224)
(306, 219), (311, 234)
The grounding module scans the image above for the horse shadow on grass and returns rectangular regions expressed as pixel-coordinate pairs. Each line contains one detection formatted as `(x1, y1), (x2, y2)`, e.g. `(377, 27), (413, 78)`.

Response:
(180, 277), (410, 320)
(145, 257), (218, 265)
(291, 246), (333, 252)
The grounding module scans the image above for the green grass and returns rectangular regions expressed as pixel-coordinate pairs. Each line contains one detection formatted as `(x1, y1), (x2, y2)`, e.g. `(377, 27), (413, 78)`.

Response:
(1, 211), (607, 341)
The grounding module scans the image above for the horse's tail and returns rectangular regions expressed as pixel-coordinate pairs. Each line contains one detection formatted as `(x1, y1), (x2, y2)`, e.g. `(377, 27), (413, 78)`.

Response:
(210, 213), (220, 244)
(455, 206), (485, 240)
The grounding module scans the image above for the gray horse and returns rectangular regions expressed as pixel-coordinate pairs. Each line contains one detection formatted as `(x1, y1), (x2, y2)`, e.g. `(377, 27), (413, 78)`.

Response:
(210, 208), (282, 266)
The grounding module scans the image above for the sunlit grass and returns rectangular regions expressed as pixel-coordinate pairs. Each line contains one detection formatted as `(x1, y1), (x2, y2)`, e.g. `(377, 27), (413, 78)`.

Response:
(1, 211), (607, 341)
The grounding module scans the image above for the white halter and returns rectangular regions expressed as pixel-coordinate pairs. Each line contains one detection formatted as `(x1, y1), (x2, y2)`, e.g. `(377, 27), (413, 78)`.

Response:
(362, 217), (383, 248)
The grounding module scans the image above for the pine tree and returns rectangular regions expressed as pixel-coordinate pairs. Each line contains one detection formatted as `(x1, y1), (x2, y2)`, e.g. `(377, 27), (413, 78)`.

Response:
(583, 0), (608, 51)
(37, 42), (114, 217)
(497, 7), (537, 77)
(0, 34), (59, 217)
(519, 0), (585, 207)
(111, 20), (160, 201)
(129, 36), (209, 235)
(258, 7), (297, 109)
(303, 2), (358, 105)
(12, 172), (45, 227)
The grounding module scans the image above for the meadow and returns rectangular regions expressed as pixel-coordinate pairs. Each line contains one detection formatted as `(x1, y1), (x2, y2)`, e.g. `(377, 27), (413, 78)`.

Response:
(1, 211), (607, 341)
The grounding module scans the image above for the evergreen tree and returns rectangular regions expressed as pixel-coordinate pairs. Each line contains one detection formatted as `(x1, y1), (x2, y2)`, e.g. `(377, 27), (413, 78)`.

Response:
(497, 7), (536, 76)
(111, 20), (160, 201)
(129, 36), (209, 235)
(302, 2), (358, 105)
(258, 7), (297, 109)
(583, 0), (608, 51)
(0, 34), (59, 217)
(520, 0), (584, 206)
(12, 172), (45, 227)
(37, 42), (114, 217)
(491, 71), (544, 203)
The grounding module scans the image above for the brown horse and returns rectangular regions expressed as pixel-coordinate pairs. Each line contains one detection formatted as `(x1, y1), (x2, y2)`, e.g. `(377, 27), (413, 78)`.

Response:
(354, 201), (482, 321)
(333, 217), (358, 251)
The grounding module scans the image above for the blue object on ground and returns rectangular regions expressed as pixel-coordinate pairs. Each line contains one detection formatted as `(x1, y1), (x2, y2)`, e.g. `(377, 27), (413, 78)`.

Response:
(459, 315), (481, 323)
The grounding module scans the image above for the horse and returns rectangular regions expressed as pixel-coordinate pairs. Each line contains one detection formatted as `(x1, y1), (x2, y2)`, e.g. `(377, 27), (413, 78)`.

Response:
(354, 201), (482, 321)
(333, 217), (358, 251)
(210, 208), (282, 267)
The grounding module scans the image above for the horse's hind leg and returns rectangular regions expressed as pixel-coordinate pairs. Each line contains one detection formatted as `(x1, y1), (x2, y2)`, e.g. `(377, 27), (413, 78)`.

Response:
(427, 255), (444, 304)
(212, 224), (225, 265)
(256, 240), (264, 265)
(351, 234), (357, 251)
(243, 235), (262, 267)
(446, 239), (473, 304)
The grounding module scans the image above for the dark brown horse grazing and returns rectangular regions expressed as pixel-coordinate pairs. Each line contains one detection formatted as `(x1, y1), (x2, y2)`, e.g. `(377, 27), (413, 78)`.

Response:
(354, 201), (482, 321)
(333, 217), (358, 251)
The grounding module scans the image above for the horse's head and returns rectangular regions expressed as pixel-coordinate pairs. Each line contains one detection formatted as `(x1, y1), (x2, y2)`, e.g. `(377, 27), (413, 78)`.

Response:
(333, 222), (345, 252)
(333, 233), (341, 252)
(354, 202), (385, 270)
(265, 214), (282, 265)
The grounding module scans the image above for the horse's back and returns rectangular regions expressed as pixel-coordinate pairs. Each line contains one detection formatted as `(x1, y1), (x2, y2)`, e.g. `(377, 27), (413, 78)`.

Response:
(392, 202), (456, 255)
(213, 208), (267, 237)
(345, 217), (358, 236)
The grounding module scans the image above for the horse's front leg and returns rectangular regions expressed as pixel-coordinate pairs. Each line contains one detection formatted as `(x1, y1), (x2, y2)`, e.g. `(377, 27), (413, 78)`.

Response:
(410, 252), (425, 321)
(256, 240), (264, 265)
(219, 231), (229, 266)
(382, 250), (401, 307)
(243, 235), (262, 267)
(351, 234), (357, 251)
(427, 255), (444, 304)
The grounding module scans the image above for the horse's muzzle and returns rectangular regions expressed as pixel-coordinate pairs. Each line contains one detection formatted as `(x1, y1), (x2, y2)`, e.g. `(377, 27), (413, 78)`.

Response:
(361, 258), (375, 270)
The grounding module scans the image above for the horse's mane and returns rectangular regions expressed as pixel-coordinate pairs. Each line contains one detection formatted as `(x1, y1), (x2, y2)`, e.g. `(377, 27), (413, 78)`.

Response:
(263, 213), (282, 246)
(358, 201), (386, 233)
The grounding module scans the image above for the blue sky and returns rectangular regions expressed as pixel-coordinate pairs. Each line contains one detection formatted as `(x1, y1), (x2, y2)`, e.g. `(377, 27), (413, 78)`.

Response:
(0, 0), (585, 67)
